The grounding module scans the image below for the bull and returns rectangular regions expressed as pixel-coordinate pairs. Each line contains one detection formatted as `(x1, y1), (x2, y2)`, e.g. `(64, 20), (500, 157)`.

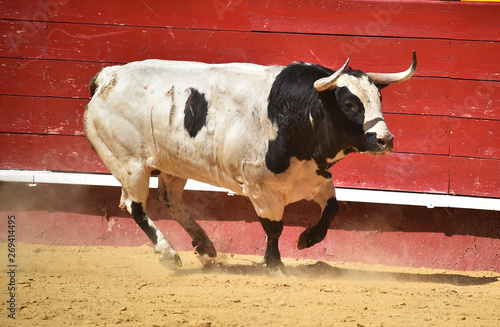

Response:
(84, 52), (417, 272)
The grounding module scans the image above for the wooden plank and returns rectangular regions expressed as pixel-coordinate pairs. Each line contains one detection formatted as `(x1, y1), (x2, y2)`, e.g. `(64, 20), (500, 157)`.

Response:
(47, 23), (253, 64)
(331, 152), (450, 194)
(44, 134), (108, 172)
(0, 58), (47, 97)
(385, 114), (450, 156)
(0, 95), (85, 136)
(450, 118), (499, 159)
(0, 133), (108, 173)
(47, 98), (88, 136)
(0, 133), (48, 170)
(450, 40), (500, 81)
(382, 77), (450, 116)
(46, 60), (104, 99)
(4, 0), (498, 42)
(0, 96), (87, 137)
(449, 2), (500, 42)
(449, 157), (500, 197)
(0, 58), (102, 99)
(252, 0), (452, 39)
(0, 0), (52, 20)
(0, 96), (47, 134)
(48, 0), (251, 31)
(250, 32), (450, 79)
(0, 19), (47, 58)
(450, 79), (500, 120)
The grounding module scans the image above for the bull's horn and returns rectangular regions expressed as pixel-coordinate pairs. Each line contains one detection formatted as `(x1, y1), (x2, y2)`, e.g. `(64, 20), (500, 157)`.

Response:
(314, 58), (350, 92)
(367, 51), (417, 85)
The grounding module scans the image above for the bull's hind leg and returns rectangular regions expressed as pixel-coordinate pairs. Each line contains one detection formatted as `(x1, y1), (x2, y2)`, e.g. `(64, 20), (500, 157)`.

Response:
(119, 168), (181, 269)
(157, 173), (217, 261)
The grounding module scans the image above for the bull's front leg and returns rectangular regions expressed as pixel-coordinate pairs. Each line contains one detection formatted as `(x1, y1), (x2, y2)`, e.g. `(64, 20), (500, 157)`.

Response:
(252, 195), (286, 273)
(297, 181), (339, 250)
(258, 217), (284, 271)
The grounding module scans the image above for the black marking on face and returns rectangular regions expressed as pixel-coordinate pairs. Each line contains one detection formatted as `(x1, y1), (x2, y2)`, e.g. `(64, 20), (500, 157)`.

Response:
(184, 88), (208, 138)
(335, 86), (365, 125)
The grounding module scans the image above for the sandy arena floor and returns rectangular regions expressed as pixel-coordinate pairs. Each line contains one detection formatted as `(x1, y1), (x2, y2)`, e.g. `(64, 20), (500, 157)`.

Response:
(1, 243), (499, 326)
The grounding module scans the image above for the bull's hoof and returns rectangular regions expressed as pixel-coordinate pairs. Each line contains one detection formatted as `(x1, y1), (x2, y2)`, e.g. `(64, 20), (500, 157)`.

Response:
(158, 251), (182, 269)
(297, 228), (326, 250)
(265, 260), (286, 277)
(297, 229), (314, 250)
(195, 241), (217, 259)
(155, 239), (182, 269)
(195, 242), (217, 268)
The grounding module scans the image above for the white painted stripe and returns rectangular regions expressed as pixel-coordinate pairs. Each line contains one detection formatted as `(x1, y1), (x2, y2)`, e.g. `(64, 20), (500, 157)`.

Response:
(1, 170), (498, 211)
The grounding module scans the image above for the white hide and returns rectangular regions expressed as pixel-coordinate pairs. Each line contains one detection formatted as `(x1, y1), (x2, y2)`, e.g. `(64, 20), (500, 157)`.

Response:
(85, 60), (335, 221)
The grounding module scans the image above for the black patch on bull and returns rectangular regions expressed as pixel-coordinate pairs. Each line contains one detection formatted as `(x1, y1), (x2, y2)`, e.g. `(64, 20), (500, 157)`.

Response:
(184, 88), (208, 138)
(266, 63), (372, 177)
(336, 86), (365, 124)
(258, 217), (284, 270)
(131, 202), (158, 245)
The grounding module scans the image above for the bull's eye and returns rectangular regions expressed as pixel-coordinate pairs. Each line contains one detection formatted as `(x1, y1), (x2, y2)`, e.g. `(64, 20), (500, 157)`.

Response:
(335, 86), (365, 125)
(342, 100), (364, 124)
(344, 100), (358, 116)
(345, 101), (355, 111)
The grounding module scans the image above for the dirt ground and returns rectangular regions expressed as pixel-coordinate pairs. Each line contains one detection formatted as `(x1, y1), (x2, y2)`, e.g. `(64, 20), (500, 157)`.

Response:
(1, 243), (499, 326)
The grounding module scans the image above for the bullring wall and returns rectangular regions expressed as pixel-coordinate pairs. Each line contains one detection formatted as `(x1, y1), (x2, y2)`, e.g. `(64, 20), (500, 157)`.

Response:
(0, 0), (499, 271)
(1, 0), (499, 197)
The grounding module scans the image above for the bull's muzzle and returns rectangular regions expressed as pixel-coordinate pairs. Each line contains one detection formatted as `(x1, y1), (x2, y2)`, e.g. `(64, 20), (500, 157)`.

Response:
(375, 133), (394, 154)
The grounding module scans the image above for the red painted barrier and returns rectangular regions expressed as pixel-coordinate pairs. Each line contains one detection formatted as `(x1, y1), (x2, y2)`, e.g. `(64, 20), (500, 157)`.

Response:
(1, 182), (498, 272)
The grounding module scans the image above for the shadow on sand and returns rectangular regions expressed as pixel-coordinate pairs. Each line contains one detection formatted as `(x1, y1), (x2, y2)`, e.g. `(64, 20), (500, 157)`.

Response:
(175, 259), (499, 287)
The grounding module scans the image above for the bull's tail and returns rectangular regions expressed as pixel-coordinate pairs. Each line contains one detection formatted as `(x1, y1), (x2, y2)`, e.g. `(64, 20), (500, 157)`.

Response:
(89, 71), (100, 97)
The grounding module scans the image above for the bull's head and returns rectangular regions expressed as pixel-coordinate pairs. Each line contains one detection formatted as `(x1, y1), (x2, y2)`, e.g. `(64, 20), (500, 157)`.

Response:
(313, 51), (417, 156)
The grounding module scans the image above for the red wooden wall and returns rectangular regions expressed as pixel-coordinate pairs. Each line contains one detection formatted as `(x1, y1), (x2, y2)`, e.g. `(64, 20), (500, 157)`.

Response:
(1, 0), (499, 198)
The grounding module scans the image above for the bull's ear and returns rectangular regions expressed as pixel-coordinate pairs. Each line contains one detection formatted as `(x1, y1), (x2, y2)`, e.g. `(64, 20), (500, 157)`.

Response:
(376, 84), (389, 90)
(313, 59), (350, 92)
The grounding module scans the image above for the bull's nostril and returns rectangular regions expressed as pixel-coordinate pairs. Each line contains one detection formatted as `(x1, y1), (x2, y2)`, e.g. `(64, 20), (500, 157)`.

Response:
(377, 137), (393, 150)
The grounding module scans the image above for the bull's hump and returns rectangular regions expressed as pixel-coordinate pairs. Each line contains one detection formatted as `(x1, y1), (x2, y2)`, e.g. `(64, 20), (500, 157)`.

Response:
(265, 63), (326, 175)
